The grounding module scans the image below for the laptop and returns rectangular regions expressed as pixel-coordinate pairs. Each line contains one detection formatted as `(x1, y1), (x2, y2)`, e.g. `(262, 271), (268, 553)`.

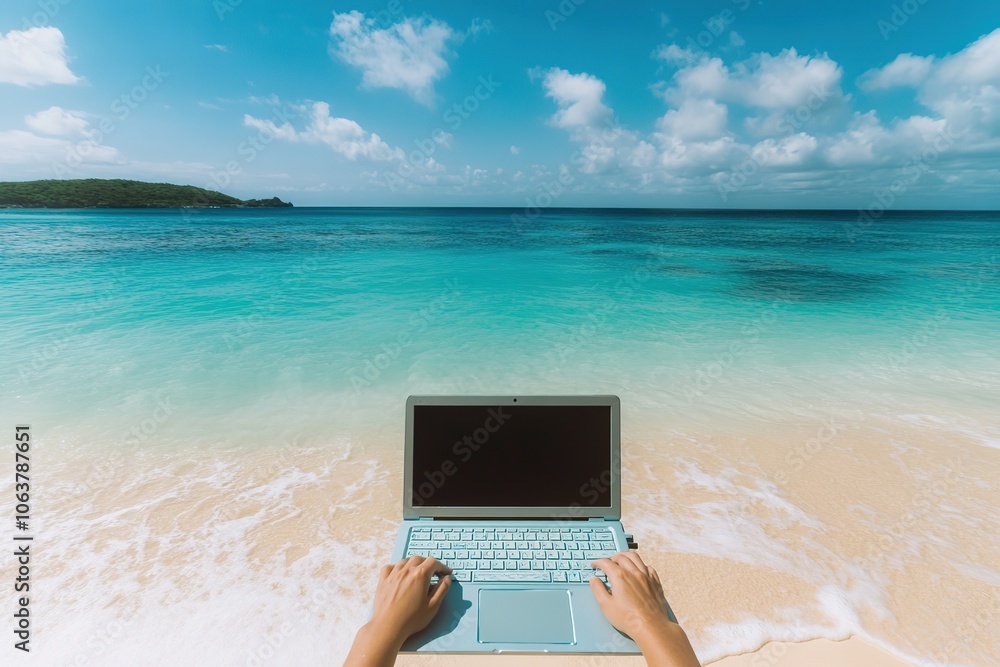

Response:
(389, 395), (646, 654)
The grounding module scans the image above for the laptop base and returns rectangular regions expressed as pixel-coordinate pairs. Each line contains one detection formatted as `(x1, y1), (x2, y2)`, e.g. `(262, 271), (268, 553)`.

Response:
(392, 519), (642, 655)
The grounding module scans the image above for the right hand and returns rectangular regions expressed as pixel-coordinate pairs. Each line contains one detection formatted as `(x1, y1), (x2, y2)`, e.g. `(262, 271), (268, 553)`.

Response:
(589, 551), (674, 642)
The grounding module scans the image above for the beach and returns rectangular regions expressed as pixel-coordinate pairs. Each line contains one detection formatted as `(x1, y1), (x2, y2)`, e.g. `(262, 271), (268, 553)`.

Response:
(2, 207), (998, 665)
(10, 411), (996, 666)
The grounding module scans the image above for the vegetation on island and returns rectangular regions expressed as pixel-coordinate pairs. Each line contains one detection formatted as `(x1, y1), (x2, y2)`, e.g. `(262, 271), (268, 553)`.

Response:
(0, 179), (293, 209)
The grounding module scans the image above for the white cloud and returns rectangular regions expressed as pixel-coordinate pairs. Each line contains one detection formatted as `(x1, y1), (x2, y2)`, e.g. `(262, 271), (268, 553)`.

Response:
(656, 135), (743, 176)
(655, 46), (851, 140)
(460, 18), (493, 40)
(433, 130), (452, 147)
(647, 49), (845, 177)
(303, 103), (403, 160)
(814, 32), (1000, 174)
(204, 44), (229, 53)
(244, 101), (404, 161)
(510, 145), (520, 154)
(243, 114), (298, 142)
(739, 49), (844, 110)
(0, 130), (75, 164)
(852, 28), (1000, 156)
(654, 44), (699, 67)
(25, 106), (89, 136)
(669, 55), (730, 98)
(859, 53), (934, 91)
(536, 68), (658, 175)
(863, 28), (1000, 131)
(0, 106), (118, 173)
(540, 38), (997, 200)
(729, 31), (745, 48)
(247, 94), (281, 106)
(933, 28), (1000, 87)
(750, 132), (819, 167)
(821, 110), (956, 168)
(657, 99), (728, 140)
(658, 46), (845, 111)
(0, 129), (118, 166)
(824, 112), (883, 167)
(822, 111), (947, 168)
(0, 27), (80, 86)
(918, 28), (1000, 140)
(540, 68), (613, 135)
(329, 11), (455, 105)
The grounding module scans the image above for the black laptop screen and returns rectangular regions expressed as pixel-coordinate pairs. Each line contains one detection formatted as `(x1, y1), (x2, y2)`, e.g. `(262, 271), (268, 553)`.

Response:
(410, 404), (612, 508)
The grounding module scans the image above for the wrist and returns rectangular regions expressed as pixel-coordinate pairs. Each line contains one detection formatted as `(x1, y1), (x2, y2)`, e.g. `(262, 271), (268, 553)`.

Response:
(631, 615), (683, 650)
(358, 621), (405, 654)
(346, 621), (406, 667)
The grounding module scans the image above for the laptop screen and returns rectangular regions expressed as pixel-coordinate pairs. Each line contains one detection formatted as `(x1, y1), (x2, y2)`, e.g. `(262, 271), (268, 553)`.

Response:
(410, 404), (612, 509)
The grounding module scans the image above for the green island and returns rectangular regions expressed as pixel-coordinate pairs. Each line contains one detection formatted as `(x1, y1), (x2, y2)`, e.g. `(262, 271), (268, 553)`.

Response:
(0, 179), (293, 209)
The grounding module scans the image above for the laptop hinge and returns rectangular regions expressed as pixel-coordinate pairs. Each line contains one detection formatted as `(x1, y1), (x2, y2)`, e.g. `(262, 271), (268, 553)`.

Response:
(417, 517), (434, 521)
(588, 517), (611, 521)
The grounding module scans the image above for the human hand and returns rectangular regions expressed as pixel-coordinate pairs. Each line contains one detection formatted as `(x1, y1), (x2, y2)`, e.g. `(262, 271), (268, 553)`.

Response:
(368, 556), (453, 646)
(590, 551), (700, 667)
(589, 551), (700, 666)
(345, 556), (453, 667)
(589, 550), (673, 643)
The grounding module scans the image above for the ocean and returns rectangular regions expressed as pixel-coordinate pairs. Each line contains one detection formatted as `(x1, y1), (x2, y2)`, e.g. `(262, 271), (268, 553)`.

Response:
(2, 207), (998, 665)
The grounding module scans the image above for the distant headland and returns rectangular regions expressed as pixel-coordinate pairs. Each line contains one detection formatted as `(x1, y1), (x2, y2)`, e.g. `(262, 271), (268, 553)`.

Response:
(0, 179), (293, 209)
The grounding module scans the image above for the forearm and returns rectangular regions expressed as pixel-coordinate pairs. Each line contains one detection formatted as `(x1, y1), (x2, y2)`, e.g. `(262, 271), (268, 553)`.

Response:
(635, 620), (701, 667)
(343, 623), (403, 667)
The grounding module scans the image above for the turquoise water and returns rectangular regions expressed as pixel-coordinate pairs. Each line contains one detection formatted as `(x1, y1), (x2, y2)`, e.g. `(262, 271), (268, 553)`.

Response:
(2, 207), (998, 447)
(3, 207), (999, 667)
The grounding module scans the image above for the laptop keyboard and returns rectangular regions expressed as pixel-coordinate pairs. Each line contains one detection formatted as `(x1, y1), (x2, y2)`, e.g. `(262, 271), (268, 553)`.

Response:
(404, 526), (618, 584)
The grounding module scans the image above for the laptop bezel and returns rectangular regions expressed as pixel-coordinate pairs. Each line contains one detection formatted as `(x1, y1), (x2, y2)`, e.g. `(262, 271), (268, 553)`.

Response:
(403, 395), (621, 520)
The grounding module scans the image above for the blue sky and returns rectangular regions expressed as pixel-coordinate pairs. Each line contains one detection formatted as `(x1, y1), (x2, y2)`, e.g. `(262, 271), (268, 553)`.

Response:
(2, 0), (999, 208)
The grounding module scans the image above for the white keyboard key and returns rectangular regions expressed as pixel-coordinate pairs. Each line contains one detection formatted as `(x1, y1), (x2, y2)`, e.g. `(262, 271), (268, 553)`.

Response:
(474, 571), (552, 583)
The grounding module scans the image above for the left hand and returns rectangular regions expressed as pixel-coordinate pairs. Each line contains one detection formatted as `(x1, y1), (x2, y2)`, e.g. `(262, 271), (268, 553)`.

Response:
(368, 555), (453, 646)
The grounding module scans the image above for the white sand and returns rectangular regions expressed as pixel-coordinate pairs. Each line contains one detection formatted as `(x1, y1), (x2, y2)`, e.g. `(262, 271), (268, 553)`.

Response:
(7, 413), (997, 665)
(395, 636), (917, 666)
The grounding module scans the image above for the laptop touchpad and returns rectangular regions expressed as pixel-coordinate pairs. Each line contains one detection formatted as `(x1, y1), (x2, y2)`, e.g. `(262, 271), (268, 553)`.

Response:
(478, 589), (575, 644)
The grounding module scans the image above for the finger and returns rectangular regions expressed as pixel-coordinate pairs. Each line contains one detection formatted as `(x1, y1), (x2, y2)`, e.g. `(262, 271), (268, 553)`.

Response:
(590, 557), (619, 576)
(649, 566), (662, 585)
(418, 556), (453, 576)
(379, 564), (394, 582)
(399, 555), (424, 570)
(589, 576), (611, 606)
(625, 550), (648, 568)
(611, 551), (641, 573)
(429, 573), (451, 608)
(617, 550), (649, 573)
(591, 557), (622, 586)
